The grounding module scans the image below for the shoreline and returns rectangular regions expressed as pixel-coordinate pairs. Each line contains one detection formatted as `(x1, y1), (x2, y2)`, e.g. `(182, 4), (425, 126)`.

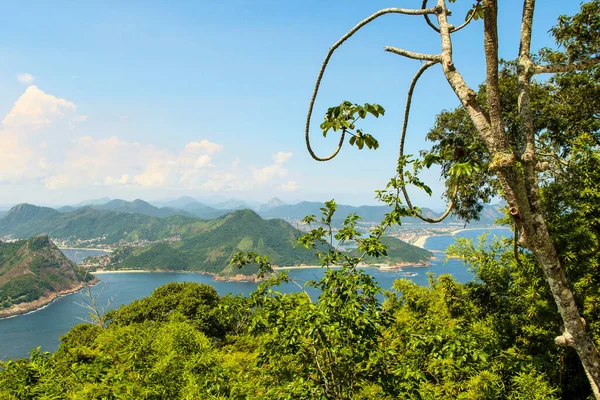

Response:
(59, 247), (113, 253)
(451, 226), (509, 236)
(91, 261), (432, 277)
(0, 279), (99, 320)
(412, 235), (431, 248)
(412, 226), (509, 248)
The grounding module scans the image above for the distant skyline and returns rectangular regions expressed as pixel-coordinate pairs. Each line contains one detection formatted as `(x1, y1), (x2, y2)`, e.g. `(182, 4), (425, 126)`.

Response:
(0, 1), (579, 207)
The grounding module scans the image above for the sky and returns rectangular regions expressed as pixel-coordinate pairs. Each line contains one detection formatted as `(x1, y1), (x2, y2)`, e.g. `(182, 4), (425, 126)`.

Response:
(0, 0), (581, 208)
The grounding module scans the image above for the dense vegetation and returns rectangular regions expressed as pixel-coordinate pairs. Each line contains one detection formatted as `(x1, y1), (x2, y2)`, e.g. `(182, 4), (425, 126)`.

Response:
(0, 236), (93, 310)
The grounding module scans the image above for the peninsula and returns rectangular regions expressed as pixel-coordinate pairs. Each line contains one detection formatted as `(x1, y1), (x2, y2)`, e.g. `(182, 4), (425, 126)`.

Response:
(0, 236), (96, 318)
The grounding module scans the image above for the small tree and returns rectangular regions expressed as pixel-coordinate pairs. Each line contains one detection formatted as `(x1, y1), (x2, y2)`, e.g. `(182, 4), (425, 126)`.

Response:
(304, 0), (600, 395)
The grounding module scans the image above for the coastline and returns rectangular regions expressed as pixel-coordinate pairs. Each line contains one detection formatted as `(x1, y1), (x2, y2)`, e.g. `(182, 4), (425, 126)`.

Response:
(92, 269), (264, 283)
(59, 247), (113, 253)
(0, 279), (99, 320)
(451, 226), (508, 236)
(412, 235), (431, 248)
(92, 261), (431, 278)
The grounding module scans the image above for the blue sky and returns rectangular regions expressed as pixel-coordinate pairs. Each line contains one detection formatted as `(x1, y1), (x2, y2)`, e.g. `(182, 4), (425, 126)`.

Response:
(0, 1), (580, 207)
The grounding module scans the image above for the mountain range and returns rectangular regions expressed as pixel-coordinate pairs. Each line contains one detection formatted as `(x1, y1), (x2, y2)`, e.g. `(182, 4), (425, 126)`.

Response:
(57, 198), (231, 219)
(43, 196), (506, 226)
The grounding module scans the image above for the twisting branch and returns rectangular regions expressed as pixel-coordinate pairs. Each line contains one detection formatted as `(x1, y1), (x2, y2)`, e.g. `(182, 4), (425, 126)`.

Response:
(396, 60), (458, 223)
(534, 57), (600, 75)
(305, 7), (440, 162)
(384, 47), (441, 61)
(422, 0), (482, 34)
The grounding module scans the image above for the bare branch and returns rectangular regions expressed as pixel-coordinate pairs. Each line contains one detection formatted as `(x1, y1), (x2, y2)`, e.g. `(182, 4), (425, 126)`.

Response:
(534, 57), (600, 74)
(398, 61), (439, 159)
(384, 46), (441, 62)
(305, 7), (440, 162)
(449, 1), (481, 33)
(394, 59), (458, 223)
(518, 0), (535, 60)
(421, 0), (481, 34)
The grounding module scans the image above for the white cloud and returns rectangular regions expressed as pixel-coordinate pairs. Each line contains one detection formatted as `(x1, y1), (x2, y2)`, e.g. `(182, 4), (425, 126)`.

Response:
(193, 155), (213, 169)
(0, 86), (299, 195)
(274, 151), (292, 164)
(133, 161), (171, 188)
(0, 86), (85, 183)
(281, 180), (298, 192)
(43, 174), (70, 190)
(71, 115), (88, 123)
(2, 85), (77, 130)
(43, 134), (225, 190)
(184, 140), (223, 154)
(104, 174), (130, 186)
(253, 151), (292, 184)
(0, 133), (33, 181)
(17, 73), (34, 84)
(38, 157), (49, 169)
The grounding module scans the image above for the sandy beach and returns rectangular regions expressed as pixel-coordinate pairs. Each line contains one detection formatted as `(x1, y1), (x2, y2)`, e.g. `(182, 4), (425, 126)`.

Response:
(412, 235), (431, 248)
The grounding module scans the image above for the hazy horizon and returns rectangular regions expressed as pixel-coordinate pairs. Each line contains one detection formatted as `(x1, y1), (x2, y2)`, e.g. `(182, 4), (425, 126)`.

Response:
(0, 194), (474, 212)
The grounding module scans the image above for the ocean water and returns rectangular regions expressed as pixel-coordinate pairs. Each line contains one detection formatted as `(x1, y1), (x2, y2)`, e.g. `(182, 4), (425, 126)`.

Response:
(0, 228), (512, 360)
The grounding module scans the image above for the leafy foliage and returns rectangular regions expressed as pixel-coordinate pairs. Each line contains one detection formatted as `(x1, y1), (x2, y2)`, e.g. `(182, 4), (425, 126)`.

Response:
(321, 101), (384, 150)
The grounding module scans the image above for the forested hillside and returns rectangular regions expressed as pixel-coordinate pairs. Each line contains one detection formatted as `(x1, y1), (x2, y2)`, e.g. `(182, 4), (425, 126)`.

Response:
(109, 210), (431, 274)
(0, 204), (209, 243)
(0, 236), (94, 313)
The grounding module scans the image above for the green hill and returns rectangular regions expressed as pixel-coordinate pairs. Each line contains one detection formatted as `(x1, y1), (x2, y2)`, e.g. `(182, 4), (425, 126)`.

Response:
(357, 236), (433, 265)
(117, 210), (320, 275)
(0, 204), (210, 244)
(0, 236), (94, 315)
